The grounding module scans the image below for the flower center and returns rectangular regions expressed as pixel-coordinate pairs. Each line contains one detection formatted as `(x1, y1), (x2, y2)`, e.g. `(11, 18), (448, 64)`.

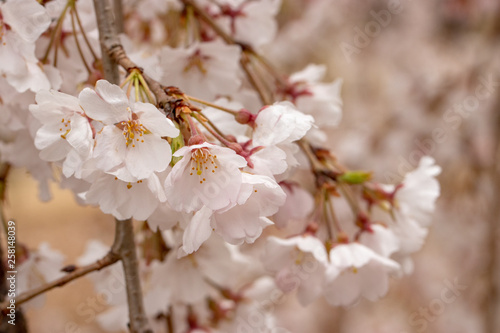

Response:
(115, 113), (150, 148)
(189, 148), (218, 184)
(183, 49), (210, 74)
(59, 117), (71, 139)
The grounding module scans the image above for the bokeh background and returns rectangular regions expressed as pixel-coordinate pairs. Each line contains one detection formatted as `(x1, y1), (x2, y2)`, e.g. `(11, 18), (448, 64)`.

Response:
(4, 0), (500, 332)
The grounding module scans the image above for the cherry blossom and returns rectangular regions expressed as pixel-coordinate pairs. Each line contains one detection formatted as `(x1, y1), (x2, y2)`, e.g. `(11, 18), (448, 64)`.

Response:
(0, 0), (56, 92)
(252, 101), (314, 147)
(159, 41), (242, 101)
(274, 182), (315, 230)
(83, 171), (164, 221)
(210, 0), (282, 49)
(324, 243), (400, 307)
(79, 80), (179, 179)
(263, 235), (329, 306)
(164, 142), (247, 213)
(29, 89), (93, 177)
(288, 64), (343, 131)
(370, 157), (441, 273)
(0, 0), (448, 330)
(180, 173), (286, 254)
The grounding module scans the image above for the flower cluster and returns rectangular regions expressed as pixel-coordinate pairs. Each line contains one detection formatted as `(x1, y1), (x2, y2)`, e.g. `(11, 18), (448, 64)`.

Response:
(0, 0), (442, 332)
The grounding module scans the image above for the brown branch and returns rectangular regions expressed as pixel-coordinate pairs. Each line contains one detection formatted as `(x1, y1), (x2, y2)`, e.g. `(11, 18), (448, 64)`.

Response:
(111, 219), (152, 333)
(91, 0), (177, 115)
(240, 53), (272, 105)
(182, 0), (233, 44)
(93, 0), (120, 83)
(107, 45), (178, 114)
(113, 0), (125, 34)
(0, 252), (119, 312)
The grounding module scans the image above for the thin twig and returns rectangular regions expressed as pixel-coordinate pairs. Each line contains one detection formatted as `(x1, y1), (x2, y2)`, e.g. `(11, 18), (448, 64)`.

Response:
(181, 0), (273, 105)
(240, 52), (272, 105)
(181, 0), (232, 44)
(70, 9), (91, 73)
(73, 3), (99, 62)
(0, 252), (119, 312)
(182, 0), (286, 87)
(297, 139), (326, 173)
(197, 111), (231, 138)
(186, 95), (238, 115)
(108, 44), (178, 114)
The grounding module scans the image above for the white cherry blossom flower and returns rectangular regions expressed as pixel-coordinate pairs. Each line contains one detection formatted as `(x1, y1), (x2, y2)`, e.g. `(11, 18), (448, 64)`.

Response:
(212, 0), (282, 48)
(79, 80), (179, 180)
(324, 243), (400, 307)
(180, 173), (285, 254)
(274, 182), (314, 231)
(83, 170), (164, 221)
(0, 128), (54, 201)
(0, 0), (57, 92)
(370, 156), (441, 273)
(396, 156), (441, 227)
(247, 145), (288, 177)
(252, 101), (314, 147)
(263, 235), (329, 306)
(358, 224), (400, 258)
(217, 277), (282, 333)
(2, 0), (51, 43)
(285, 64), (343, 143)
(147, 201), (188, 231)
(159, 41), (242, 101)
(149, 247), (217, 306)
(164, 142), (247, 214)
(29, 89), (93, 177)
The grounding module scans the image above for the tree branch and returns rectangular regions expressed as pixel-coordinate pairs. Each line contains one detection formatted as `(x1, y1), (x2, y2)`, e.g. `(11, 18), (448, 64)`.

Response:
(0, 252), (119, 313)
(113, 0), (125, 34)
(106, 45), (178, 114)
(112, 219), (151, 333)
(93, 0), (120, 84)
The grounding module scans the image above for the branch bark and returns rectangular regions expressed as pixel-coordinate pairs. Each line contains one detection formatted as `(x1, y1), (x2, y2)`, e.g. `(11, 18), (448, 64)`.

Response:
(113, 0), (125, 34)
(106, 44), (178, 114)
(93, 0), (120, 84)
(111, 219), (151, 333)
